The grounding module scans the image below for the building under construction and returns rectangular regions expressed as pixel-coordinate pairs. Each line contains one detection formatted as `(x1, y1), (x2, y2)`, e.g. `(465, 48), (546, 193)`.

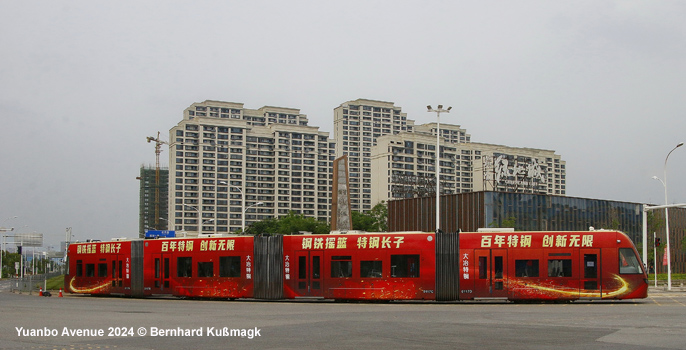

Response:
(138, 165), (169, 237)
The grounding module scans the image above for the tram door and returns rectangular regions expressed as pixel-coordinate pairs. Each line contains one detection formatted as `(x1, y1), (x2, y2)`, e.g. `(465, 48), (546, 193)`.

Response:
(580, 249), (601, 298)
(152, 253), (171, 293)
(295, 251), (323, 297)
(111, 255), (124, 293)
(474, 249), (508, 298)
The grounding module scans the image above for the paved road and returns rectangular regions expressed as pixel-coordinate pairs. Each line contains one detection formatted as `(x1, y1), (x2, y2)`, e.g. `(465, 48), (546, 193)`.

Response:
(1, 291), (686, 350)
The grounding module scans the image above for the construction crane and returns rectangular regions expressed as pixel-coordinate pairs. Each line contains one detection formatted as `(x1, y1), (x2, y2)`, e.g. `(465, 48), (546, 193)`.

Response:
(146, 132), (168, 230)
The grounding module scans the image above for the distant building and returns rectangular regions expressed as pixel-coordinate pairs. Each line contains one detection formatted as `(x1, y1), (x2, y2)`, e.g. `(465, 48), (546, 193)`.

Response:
(388, 191), (686, 273)
(138, 165), (169, 237)
(165, 98), (566, 236)
(168, 100), (334, 236)
(334, 99), (412, 212)
(336, 98), (565, 213)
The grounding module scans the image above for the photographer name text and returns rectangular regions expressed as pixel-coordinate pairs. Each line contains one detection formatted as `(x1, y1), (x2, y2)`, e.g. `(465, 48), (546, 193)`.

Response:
(15, 326), (261, 339)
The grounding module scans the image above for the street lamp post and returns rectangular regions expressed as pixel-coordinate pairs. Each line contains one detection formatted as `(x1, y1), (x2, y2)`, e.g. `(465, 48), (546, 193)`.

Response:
(659, 142), (683, 291)
(183, 204), (202, 236)
(427, 105), (452, 233)
(243, 202), (264, 234)
(221, 181), (264, 233)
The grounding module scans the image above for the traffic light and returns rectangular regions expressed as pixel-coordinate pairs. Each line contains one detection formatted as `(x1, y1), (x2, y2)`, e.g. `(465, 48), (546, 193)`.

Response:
(17, 246), (22, 254)
(655, 238), (661, 247)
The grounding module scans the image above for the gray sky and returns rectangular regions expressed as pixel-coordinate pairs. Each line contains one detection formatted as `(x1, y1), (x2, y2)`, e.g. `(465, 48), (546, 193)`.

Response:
(1, 0), (685, 248)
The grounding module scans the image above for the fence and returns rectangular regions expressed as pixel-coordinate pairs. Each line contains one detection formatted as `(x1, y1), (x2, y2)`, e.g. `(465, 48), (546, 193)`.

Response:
(7, 272), (62, 294)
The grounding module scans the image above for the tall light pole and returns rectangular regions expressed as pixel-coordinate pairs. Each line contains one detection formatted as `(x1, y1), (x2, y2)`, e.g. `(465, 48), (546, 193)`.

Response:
(226, 183), (246, 233)
(222, 181), (263, 234)
(243, 202), (264, 234)
(427, 105), (452, 233)
(659, 142), (683, 290)
(183, 204), (201, 236)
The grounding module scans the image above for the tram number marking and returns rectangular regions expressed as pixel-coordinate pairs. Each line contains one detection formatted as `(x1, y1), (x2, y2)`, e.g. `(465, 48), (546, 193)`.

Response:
(422, 290), (434, 294)
(460, 290), (473, 294)
(108, 327), (134, 337)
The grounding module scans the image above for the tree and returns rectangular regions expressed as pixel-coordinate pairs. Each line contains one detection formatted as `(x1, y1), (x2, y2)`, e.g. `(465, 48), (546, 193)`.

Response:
(352, 201), (388, 232)
(1, 251), (21, 277)
(489, 216), (516, 229)
(243, 212), (330, 235)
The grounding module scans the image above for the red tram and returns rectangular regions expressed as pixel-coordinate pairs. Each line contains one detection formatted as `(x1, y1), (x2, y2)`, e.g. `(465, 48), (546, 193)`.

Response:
(66, 230), (648, 302)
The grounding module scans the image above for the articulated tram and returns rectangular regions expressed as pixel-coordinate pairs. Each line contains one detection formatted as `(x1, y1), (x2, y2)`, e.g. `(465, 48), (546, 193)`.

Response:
(66, 230), (648, 302)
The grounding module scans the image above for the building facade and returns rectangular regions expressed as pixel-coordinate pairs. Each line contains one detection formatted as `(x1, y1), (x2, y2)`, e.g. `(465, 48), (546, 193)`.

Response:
(138, 165), (169, 237)
(168, 100), (334, 236)
(334, 99), (412, 212)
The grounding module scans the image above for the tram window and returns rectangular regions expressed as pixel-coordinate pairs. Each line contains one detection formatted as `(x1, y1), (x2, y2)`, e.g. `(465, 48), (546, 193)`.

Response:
(298, 256), (307, 279)
(619, 248), (643, 274)
(155, 259), (161, 287)
(198, 262), (214, 277)
(548, 259), (572, 277)
(515, 260), (539, 277)
(494, 256), (503, 279)
(219, 256), (241, 277)
(478, 257), (487, 279)
(76, 260), (83, 277)
(361, 261), (383, 278)
(86, 264), (95, 277)
(331, 256), (352, 278)
(177, 257), (192, 277)
(312, 256), (321, 279)
(391, 254), (420, 278)
(584, 254), (597, 279)
(98, 263), (107, 277)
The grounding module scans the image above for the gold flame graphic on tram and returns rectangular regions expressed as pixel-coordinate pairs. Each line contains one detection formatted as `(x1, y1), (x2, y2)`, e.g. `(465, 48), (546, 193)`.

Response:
(68, 277), (111, 293)
(521, 274), (630, 298)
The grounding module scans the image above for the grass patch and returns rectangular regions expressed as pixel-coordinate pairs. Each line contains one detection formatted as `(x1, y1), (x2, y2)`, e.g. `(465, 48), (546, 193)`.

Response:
(647, 273), (686, 281)
(45, 275), (65, 290)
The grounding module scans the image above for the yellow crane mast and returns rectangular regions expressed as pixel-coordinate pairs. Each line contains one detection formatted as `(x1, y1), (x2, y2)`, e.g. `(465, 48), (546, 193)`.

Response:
(146, 131), (168, 230)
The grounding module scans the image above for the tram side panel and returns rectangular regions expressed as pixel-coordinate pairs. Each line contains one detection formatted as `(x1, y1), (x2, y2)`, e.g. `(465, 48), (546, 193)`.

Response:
(282, 233), (437, 301)
(600, 231), (648, 299)
(142, 237), (255, 299)
(458, 231), (648, 301)
(66, 241), (134, 296)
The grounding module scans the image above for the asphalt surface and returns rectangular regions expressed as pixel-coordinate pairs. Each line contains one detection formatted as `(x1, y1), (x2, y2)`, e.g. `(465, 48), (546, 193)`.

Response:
(1, 287), (686, 350)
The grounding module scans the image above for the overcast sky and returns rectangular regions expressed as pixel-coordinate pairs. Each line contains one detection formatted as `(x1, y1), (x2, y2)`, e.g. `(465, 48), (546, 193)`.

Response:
(1, 1), (685, 248)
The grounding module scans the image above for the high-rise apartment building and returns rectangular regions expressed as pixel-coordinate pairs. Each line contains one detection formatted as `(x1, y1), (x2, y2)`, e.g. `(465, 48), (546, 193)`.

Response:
(371, 133), (566, 205)
(163, 98), (565, 236)
(336, 99), (565, 210)
(333, 99), (412, 212)
(169, 100), (334, 236)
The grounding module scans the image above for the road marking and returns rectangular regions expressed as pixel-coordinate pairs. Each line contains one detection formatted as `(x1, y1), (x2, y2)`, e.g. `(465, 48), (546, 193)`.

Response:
(667, 296), (686, 307)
